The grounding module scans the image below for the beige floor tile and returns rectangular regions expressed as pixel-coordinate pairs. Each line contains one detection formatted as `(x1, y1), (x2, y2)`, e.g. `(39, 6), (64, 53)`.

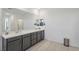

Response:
(27, 40), (79, 51)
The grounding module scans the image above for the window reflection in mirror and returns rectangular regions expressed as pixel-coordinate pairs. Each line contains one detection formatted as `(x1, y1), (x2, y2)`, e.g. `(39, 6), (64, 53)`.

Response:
(3, 12), (24, 34)
(4, 13), (11, 34)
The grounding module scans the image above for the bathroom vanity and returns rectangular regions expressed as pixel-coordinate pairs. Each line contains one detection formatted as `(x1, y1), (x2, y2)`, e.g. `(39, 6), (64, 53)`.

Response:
(2, 29), (44, 51)
(1, 8), (45, 51)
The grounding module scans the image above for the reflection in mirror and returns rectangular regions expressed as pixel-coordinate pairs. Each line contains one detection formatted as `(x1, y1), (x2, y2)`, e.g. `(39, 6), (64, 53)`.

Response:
(4, 12), (24, 34)
(4, 13), (11, 34)
(17, 19), (23, 33)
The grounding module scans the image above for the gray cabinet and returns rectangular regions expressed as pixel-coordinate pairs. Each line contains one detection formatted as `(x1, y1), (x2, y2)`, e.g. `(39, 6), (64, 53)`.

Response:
(2, 30), (44, 51)
(23, 34), (31, 50)
(31, 31), (44, 46)
(37, 30), (44, 42)
(37, 31), (41, 42)
(2, 36), (22, 51)
(7, 39), (22, 51)
(40, 30), (44, 40)
(31, 32), (37, 45)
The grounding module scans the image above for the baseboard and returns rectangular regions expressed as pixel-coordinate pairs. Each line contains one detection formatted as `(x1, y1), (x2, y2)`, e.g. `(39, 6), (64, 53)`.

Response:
(45, 39), (79, 48)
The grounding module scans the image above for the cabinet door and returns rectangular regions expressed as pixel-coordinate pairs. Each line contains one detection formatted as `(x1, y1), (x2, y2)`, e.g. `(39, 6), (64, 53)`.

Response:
(23, 36), (31, 50)
(37, 30), (44, 42)
(37, 31), (41, 42)
(7, 38), (22, 51)
(40, 30), (44, 40)
(31, 32), (37, 45)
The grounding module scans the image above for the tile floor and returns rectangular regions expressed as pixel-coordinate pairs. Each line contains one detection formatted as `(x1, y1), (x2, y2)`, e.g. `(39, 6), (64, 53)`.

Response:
(27, 40), (79, 51)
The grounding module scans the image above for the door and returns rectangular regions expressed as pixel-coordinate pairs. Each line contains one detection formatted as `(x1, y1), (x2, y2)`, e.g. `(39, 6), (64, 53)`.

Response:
(37, 31), (41, 42)
(31, 32), (37, 45)
(40, 30), (44, 40)
(7, 38), (22, 51)
(23, 36), (31, 50)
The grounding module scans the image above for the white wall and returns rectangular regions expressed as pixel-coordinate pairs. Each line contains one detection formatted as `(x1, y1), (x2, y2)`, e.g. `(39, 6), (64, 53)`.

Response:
(0, 9), (2, 50)
(0, 9), (2, 35)
(40, 8), (79, 48)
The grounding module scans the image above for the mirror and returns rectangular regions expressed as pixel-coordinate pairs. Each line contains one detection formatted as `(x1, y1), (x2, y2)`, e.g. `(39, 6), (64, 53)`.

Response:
(2, 9), (24, 34)
(4, 13), (12, 34)
(16, 19), (23, 32)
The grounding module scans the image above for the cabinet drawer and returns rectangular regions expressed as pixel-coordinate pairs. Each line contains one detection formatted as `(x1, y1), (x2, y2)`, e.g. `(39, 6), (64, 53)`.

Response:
(23, 34), (30, 38)
(7, 36), (22, 43)
(31, 39), (37, 45)
(31, 32), (37, 38)
(38, 31), (41, 34)
(40, 31), (44, 39)
(31, 32), (37, 45)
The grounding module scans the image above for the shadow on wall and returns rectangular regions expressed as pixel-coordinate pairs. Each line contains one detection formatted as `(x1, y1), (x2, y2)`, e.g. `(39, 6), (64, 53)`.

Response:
(0, 37), (2, 51)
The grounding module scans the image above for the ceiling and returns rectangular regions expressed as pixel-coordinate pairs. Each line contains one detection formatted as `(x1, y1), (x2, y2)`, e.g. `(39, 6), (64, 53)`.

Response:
(18, 8), (40, 15)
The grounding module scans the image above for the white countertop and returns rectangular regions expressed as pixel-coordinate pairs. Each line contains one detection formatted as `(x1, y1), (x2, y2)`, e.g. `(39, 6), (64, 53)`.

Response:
(2, 29), (45, 39)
